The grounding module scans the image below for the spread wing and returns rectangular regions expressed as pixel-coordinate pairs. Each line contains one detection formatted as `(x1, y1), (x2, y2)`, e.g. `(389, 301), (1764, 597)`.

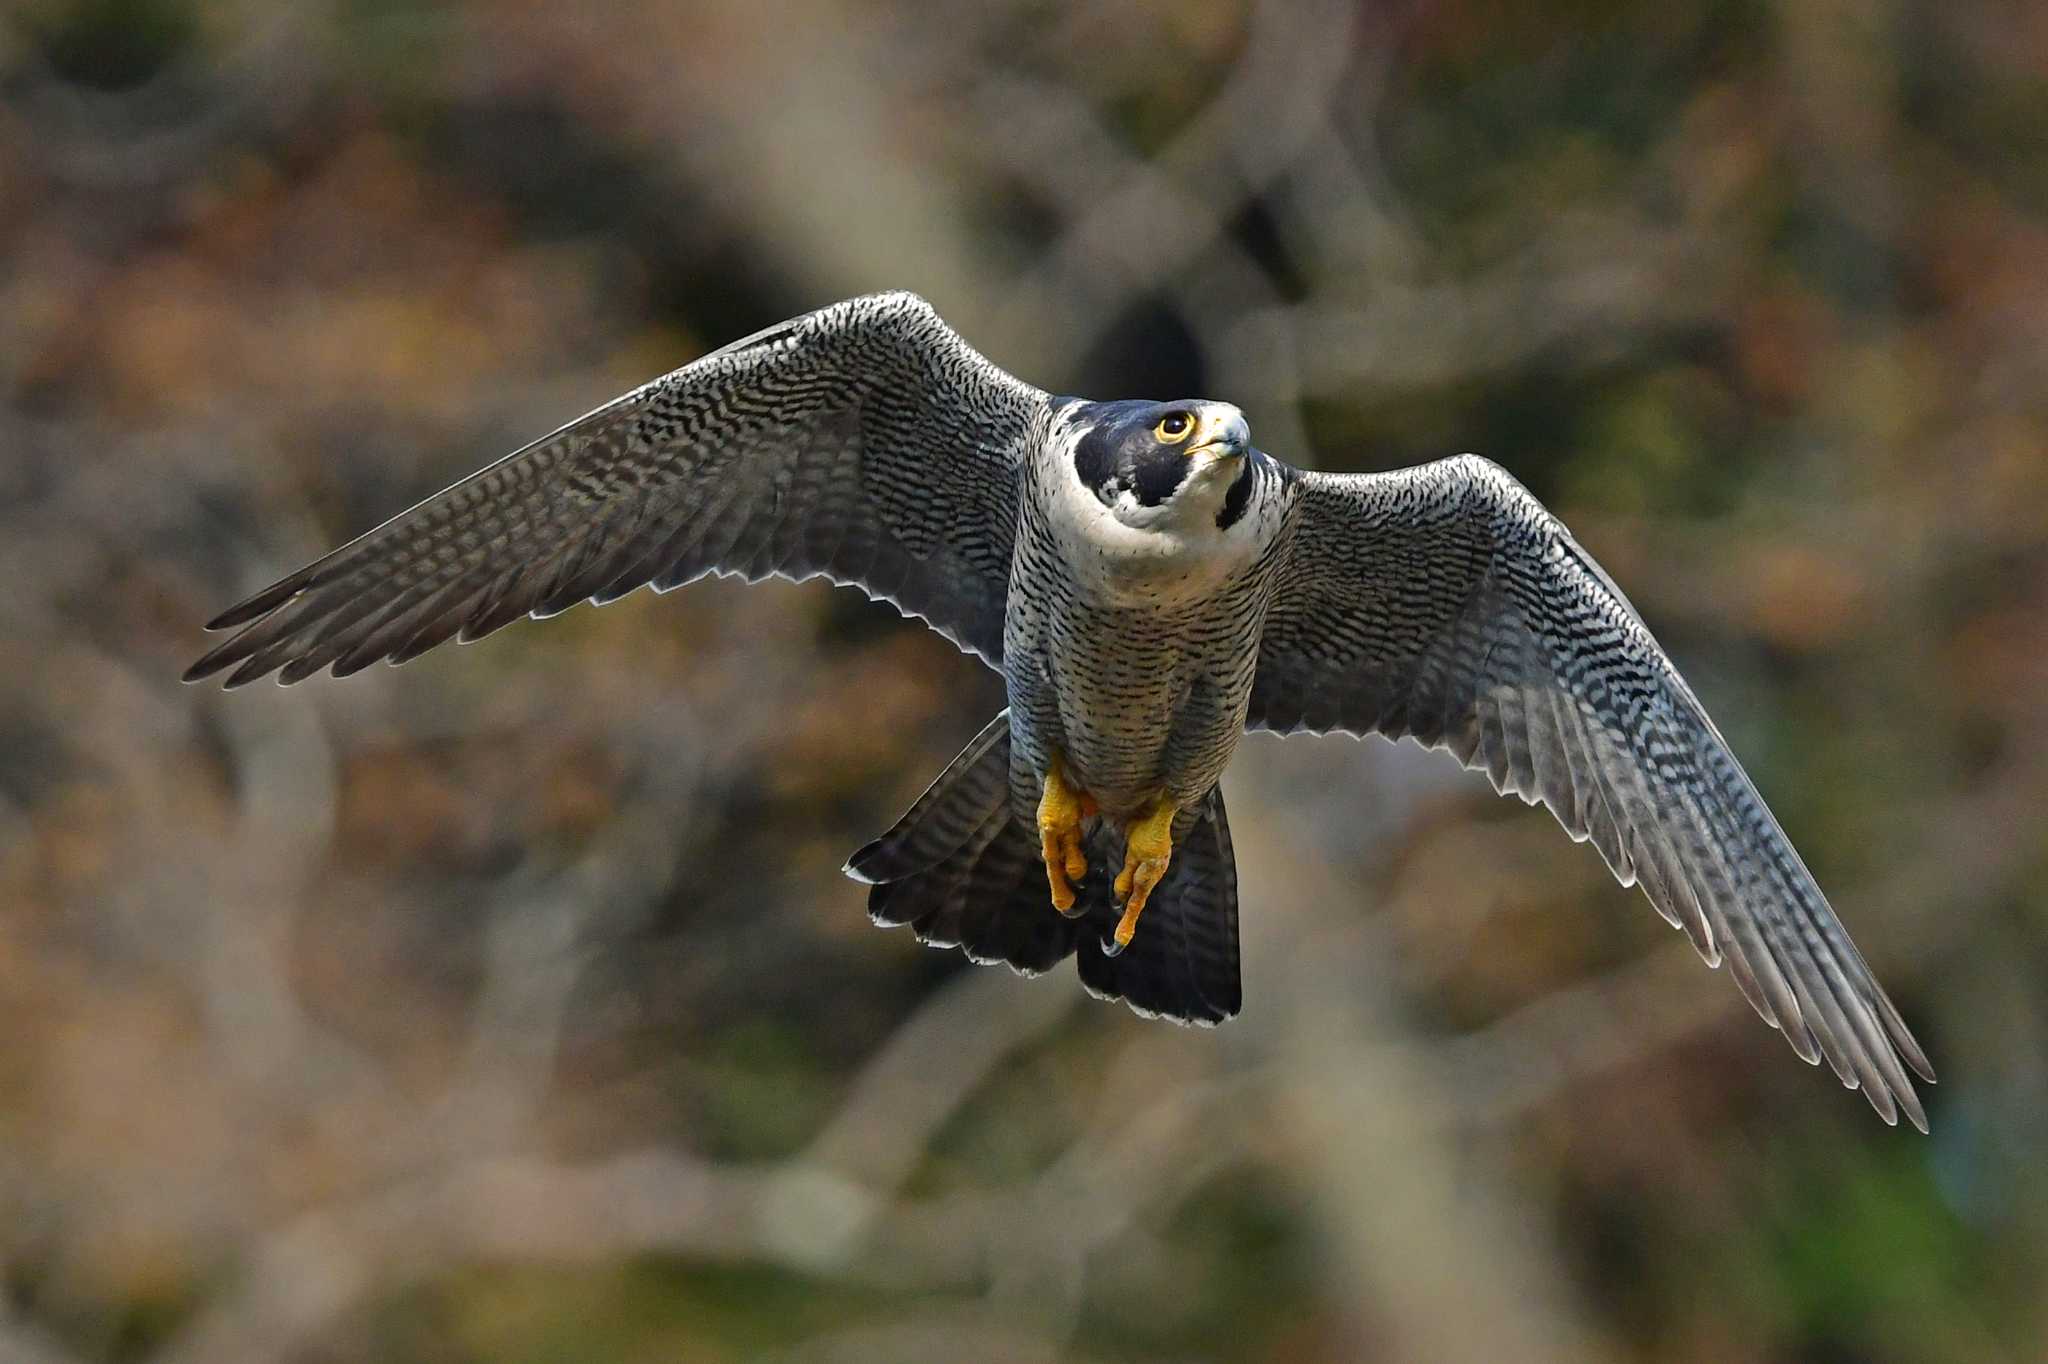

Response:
(1249, 455), (1933, 1129)
(186, 292), (1044, 686)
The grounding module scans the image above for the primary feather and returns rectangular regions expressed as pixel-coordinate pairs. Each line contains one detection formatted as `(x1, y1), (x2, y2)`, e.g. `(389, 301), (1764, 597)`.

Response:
(185, 292), (1045, 685)
(1250, 456), (1933, 1129)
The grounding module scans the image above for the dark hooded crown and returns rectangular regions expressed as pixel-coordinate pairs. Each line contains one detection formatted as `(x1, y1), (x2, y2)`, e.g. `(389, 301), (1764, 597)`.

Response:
(1070, 400), (1212, 509)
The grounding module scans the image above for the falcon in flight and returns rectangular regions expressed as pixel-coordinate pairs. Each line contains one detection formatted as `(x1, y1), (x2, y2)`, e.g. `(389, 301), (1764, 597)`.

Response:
(188, 292), (1933, 1129)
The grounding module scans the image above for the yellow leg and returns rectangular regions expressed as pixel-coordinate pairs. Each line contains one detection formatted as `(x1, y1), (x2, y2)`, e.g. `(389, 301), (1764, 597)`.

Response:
(1037, 758), (1096, 916)
(1110, 801), (1177, 954)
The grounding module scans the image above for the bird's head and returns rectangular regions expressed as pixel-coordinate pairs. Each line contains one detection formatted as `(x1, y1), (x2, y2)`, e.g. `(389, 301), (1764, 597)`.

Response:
(1067, 399), (1255, 533)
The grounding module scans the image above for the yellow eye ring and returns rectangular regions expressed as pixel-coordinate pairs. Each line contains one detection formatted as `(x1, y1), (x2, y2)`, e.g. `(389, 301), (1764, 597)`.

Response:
(1154, 412), (1194, 444)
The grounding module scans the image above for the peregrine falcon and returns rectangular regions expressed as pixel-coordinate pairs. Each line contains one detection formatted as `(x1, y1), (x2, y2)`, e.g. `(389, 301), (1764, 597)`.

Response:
(187, 292), (1933, 1129)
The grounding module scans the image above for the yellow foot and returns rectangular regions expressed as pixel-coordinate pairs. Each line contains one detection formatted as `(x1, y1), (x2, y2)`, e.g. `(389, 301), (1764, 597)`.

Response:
(1109, 801), (1177, 955)
(1037, 758), (1097, 917)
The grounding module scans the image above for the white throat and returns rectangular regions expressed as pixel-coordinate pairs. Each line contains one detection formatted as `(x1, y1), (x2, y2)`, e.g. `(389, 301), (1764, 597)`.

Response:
(1044, 421), (1262, 606)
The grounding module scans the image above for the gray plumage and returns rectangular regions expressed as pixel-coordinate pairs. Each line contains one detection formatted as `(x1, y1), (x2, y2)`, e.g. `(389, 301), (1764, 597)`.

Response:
(186, 294), (1035, 682)
(188, 291), (1933, 1129)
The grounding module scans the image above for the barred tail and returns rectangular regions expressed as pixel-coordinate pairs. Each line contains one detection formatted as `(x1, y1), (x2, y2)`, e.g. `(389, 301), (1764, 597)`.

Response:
(1076, 787), (1241, 1026)
(845, 709), (1077, 975)
(847, 710), (1242, 1026)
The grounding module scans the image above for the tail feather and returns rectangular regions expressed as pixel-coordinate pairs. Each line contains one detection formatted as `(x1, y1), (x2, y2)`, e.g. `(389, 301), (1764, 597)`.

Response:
(937, 805), (1079, 975)
(849, 710), (1243, 1024)
(859, 714), (1081, 977)
(1076, 790), (1240, 1026)
(845, 709), (1012, 884)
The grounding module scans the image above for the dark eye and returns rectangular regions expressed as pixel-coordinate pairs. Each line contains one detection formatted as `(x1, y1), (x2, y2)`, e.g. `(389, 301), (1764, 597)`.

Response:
(1154, 412), (1194, 443)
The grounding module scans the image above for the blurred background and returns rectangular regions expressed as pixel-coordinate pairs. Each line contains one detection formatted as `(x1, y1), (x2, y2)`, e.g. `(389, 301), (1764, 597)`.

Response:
(3, 0), (2045, 1360)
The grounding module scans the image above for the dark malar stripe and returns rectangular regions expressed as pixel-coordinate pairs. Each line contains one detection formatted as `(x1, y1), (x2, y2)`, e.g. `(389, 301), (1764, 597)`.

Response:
(1216, 461), (1254, 529)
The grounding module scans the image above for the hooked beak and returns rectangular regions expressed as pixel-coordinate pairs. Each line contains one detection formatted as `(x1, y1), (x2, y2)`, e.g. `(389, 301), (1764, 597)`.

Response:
(1188, 409), (1250, 462)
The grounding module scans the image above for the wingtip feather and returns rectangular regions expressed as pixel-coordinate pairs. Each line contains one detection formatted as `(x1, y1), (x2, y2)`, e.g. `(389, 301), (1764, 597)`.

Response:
(184, 633), (254, 683)
(842, 842), (887, 884)
(1883, 1007), (1937, 1085)
(204, 577), (308, 631)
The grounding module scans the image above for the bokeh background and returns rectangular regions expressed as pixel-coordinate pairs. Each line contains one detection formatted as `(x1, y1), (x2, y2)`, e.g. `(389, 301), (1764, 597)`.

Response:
(4, 0), (2046, 1360)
